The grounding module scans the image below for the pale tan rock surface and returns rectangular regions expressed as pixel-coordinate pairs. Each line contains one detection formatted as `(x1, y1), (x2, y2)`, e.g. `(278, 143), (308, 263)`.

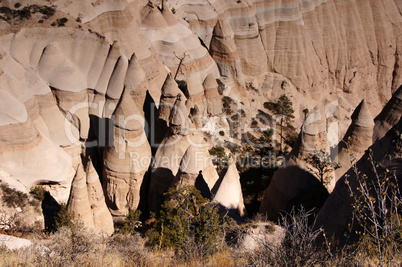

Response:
(334, 99), (374, 180)
(86, 159), (114, 236)
(158, 73), (183, 123)
(68, 163), (95, 230)
(203, 74), (223, 116)
(213, 155), (247, 217)
(103, 90), (152, 218)
(0, 234), (32, 250)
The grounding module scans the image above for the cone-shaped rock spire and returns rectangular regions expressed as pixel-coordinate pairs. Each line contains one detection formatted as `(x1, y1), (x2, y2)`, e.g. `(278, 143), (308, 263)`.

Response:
(213, 154), (247, 217)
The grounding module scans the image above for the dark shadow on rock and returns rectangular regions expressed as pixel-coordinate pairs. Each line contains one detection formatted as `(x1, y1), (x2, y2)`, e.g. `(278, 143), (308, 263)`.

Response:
(138, 168), (152, 220)
(262, 165), (329, 223)
(41, 191), (61, 231)
(148, 167), (175, 213)
(211, 163), (229, 196)
(195, 171), (212, 199)
(144, 90), (168, 155)
(215, 204), (247, 225)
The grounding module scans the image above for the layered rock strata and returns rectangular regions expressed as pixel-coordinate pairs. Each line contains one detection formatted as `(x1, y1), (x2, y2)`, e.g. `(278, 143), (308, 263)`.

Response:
(103, 90), (152, 218)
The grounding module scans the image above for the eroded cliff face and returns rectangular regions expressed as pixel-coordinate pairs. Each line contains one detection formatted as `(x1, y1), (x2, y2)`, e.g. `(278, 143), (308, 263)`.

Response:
(0, 0), (400, 231)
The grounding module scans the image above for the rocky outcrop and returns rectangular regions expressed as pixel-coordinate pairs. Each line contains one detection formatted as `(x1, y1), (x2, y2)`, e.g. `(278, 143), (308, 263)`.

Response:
(67, 159), (114, 235)
(209, 18), (246, 98)
(103, 89), (152, 218)
(68, 163), (95, 229)
(316, 117), (402, 242)
(203, 74), (223, 116)
(158, 73), (183, 123)
(334, 99), (374, 180)
(259, 107), (330, 218)
(0, 234), (32, 250)
(213, 155), (247, 217)
(259, 157), (329, 220)
(86, 159), (114, 236)
(373, 86), (402, 142)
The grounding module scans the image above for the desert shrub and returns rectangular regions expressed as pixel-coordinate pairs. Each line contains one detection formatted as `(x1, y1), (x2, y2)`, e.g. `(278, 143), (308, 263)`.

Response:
(171, 8), (176, 14)
(238, 109), (246, 118)
(38, 5), (55, 17)
(0, 183), (28, 208)
(53, 204), (77, 230)
(224, 141), (241, 154)
(56, 17), (68, 26)
(146, 185), (224, 258)
(244, 207), (328, 266)
(120, 210), (142, 234)
(14, 3), (21, 8)
(29, 186), (46, 202)
(222, 96), (233, 115)
(243, 131), (256, 144)
(251, 120), (258, 128)
(345, 150), (402, 265)
(219, 130), (225, 136)
(216, 79), (225, 95)
(209, 145), (225, 158)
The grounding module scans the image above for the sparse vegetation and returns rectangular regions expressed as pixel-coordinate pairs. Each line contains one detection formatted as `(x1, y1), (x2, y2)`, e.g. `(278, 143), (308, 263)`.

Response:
(146, 185), (225, 259)
(216, 79), (225, 95)
(29, 186), (46, 202)
(306, 150), (341, 186)
(53, 204), (77, 230)
(0, 4), (55, 23)
(0, 183), (28, 208)
(345, 149), (402, 265)
(264, 94), (295, 152)
(119, 210), (142, 234)
(55, 17), (68, 27)
(222, 96), (234, 115)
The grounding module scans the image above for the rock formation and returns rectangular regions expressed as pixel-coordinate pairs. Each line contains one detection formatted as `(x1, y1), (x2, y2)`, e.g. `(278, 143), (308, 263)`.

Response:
(103, 89), (152, 218)
(203, 74), (223, 116)
(213, 155), (247, 217)
(209, 18), (246, 98)
(334, 99), (374, 180)
(373, 86), (402, 142)
(316, 117), (402, 242)
(67, 159), (114, 235)
(259, 107), (330, 218)
(0, 0), (400, 231)
(158, 73), (183, 123)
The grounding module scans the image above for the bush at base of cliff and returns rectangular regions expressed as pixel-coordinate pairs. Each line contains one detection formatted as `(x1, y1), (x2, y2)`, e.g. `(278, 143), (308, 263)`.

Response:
(146, 185), (224, 258)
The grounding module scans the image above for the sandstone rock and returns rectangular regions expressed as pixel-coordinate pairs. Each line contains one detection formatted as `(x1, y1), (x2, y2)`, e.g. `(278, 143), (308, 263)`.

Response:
(213, 155), (247, 217)
(203, 74), (223, 116)
(316, 117), (402, 242)
(334, 99), (374, 181)
(259, 157), (329, 220)
(68, 163), (95, 229)
(173, 132), (219, 190)
(293, 106), (327, 158)
(103, 89), (152, 218)
(209, 19), (246, 97)
(86, 159), (114, 236)
(0, 234), (32, 250)
(169, 93), (190, 131)
(158, 73), (183, 123)
(373, 86), (402, 142)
